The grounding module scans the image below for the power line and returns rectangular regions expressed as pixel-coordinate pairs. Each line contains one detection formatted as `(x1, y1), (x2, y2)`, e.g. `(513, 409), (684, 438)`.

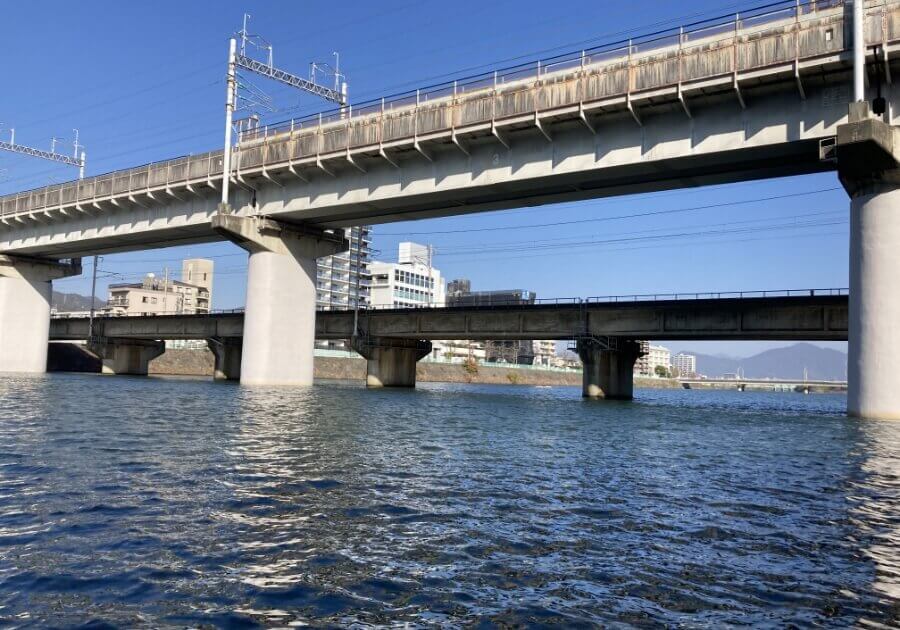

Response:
(430, 209), (847, 252)
(377, 188), (843, 236)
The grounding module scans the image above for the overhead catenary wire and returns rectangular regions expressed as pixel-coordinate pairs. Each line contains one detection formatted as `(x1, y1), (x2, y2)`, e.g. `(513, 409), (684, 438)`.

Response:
(376, 188), (844, 236)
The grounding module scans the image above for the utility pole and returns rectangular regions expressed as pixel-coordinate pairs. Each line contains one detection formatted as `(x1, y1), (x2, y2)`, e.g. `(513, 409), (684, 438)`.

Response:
(853, 0), (865, 103)
(163, 267), (169, 313)
(221, 37), (237, 210)
(88, 255), (101, 340)
(353, 227), (362, 335)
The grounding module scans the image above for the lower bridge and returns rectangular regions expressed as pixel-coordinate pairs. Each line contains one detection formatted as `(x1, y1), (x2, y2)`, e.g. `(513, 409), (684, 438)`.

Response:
(680, 378), (848, 393)
(49, 293), (847, 399)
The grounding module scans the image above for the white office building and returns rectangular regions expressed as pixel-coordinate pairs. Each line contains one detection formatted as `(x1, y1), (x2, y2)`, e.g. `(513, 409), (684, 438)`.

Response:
(672, 352), (697, 377)
(369, 242), (445, 308)
(429, 339), (487, 362)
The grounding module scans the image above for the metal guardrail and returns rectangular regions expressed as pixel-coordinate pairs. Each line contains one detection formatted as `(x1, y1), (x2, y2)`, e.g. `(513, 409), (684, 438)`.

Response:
(49, 288), (849, 319)
(3, 0), (895, 220)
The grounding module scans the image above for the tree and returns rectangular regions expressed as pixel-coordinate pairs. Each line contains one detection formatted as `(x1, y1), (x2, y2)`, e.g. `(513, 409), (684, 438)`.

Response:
(654, 364), (669, 378)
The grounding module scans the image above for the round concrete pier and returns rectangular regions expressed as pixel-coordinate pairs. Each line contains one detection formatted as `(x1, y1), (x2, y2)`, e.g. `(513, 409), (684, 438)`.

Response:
(848, 184), (900, 420)
(241, 244), (317, 386)
(0, 264), (53, 373)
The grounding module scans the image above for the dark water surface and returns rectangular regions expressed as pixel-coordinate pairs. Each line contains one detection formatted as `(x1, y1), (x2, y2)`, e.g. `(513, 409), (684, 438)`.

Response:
(0, 374), (898, 627)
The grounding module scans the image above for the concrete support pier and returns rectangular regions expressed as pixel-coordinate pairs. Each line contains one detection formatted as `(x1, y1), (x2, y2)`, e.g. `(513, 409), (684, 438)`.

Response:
(207, 336), (242, 381)
(0, 255), (81, 373)
(212, 213), (346, 387)
(837, 103), (900, 419)
(576, 338), (642, 400)
(89, 338), (165, 375)
(351, 337), (432, 387)
(848, 185), (900, 419)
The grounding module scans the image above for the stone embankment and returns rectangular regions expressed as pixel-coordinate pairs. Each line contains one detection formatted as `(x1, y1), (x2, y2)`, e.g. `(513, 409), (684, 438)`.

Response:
(47, 344), (681, 389)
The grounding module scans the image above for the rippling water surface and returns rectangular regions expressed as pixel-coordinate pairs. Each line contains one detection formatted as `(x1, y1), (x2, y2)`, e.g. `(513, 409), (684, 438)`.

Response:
(0, 374), (898, 627)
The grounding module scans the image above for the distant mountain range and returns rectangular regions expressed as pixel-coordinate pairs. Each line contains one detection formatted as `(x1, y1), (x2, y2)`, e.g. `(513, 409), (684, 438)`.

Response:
(52, 291), (105, 312)
(687, 343), (847, 381)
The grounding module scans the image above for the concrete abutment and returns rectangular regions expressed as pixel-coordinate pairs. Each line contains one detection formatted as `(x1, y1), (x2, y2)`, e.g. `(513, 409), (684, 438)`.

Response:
(351, 337), (432, 388)
(211, 213), (346, 387)
(576, 338), (642, 400)
(0, 256), (81, 374)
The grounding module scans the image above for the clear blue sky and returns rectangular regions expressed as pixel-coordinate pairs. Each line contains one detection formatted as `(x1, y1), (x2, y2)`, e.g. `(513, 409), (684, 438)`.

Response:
(0, 0), (849, 358)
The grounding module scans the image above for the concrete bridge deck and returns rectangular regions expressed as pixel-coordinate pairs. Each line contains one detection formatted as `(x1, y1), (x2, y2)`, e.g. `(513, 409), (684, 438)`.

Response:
(49, 294), (849, 342)
(2, 1), (899, 257)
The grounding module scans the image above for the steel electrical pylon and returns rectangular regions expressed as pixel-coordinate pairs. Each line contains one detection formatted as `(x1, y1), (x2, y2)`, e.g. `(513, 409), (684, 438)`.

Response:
(220, 14), (347, 209)
(0, 128), (86, 178)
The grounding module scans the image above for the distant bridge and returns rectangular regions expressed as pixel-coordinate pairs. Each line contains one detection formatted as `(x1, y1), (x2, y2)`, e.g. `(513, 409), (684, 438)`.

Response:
(50, 292), (849, 342)
(680, 378), (848, 392)
(48, 292), (848, 395)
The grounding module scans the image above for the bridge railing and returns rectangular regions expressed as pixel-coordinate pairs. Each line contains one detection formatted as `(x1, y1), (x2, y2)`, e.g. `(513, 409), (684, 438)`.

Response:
(49, 288), (849, 319)
(6, 1), (900, 219)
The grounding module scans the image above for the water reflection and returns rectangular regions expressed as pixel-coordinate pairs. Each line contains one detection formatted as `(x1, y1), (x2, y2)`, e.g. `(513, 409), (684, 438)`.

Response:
(0, 375), (896, 626)
(853, 420), (900, 609)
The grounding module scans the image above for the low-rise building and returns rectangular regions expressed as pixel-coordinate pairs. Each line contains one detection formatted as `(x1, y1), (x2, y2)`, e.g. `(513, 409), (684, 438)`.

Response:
(532, 340), (557, 367)
(429, 340), (487, 362)
(634, 341), (671, 376)
(107, 270), (212, 317)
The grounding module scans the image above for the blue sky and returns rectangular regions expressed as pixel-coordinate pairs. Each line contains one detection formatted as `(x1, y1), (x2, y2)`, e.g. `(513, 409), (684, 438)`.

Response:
(0, 0), (849, 358)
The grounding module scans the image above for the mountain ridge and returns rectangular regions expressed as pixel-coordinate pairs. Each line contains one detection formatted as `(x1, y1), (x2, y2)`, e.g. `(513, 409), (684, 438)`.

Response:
(683, 343), (846, 381)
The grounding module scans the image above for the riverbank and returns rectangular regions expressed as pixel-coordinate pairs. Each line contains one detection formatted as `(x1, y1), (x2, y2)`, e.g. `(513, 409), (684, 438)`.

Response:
(48, 344), (681, 389)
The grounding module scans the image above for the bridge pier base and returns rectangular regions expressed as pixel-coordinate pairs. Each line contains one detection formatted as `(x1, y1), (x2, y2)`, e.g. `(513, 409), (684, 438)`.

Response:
(212, 213), (346, 387)
(576, 338), (642, 400)
(89, 338), (165, 375)
(0, 255), (81, 374)
(838, 103), (900, 419)
(207, 336), (242, 381)
(351, 337), (432, 388)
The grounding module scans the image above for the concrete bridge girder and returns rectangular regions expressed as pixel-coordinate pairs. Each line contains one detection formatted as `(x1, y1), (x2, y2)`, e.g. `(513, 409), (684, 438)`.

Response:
(48, 297), (850, 343)
(1, 72), (891, 258)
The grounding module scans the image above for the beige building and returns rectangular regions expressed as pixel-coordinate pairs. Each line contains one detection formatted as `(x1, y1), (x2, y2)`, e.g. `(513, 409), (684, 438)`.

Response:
(532, 340), (557, 367)
(634, 341), (672, 376)
(107, 259), (213, 316)
(429, 339), (486, 362)
(182, 259), (213, 298)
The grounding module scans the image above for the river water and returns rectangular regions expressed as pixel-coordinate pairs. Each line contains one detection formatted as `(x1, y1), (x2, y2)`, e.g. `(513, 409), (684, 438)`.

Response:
(0, 374), (898, 627)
